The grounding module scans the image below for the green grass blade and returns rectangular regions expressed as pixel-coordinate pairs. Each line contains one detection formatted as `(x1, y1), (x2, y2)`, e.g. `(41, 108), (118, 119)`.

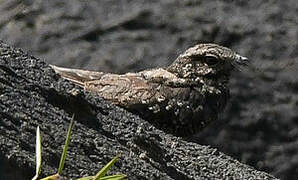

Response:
(93, 154), (121, 180)
(76, 176), (94, 180)
(32, 126), (42, 180)
(100, 174), (126, 180)
(40, 173), (60, 180)
(76, 174), (125, 180)
(57, 114), (75, 174)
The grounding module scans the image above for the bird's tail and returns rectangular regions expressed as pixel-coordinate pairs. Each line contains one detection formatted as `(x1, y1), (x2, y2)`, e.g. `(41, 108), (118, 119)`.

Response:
(50, 65), (105, 86)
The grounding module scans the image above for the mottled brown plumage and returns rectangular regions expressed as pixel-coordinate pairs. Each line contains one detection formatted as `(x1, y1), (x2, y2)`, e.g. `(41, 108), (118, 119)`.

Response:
(50, 43), (248, 136)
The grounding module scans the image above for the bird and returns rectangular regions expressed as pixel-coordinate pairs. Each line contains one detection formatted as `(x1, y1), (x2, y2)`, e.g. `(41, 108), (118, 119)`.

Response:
(50, 43), (248, 136)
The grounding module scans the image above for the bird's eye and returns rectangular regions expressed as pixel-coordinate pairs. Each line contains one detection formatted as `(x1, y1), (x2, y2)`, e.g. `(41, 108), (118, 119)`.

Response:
(205, 55), (219, 66)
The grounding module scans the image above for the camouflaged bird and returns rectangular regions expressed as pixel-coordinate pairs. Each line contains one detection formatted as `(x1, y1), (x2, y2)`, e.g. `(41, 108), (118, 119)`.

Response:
(50, 43), (248, 136)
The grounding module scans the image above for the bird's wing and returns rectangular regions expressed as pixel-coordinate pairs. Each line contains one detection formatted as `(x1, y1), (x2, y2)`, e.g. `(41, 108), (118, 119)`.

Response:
(50, 65), (105, 86)
(140, 68), (195, 87)
(50, 65), (161, 106)
(84, 73), (160, 107)
(50, 65), (187, 107)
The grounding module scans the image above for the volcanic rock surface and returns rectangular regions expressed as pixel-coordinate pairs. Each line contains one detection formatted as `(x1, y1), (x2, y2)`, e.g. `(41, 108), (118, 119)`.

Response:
(0, 41), (277, 179)
(0, 0), (297, 179)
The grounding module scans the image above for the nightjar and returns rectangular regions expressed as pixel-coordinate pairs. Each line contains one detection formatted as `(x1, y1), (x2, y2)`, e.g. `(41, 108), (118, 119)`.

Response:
(51, 43), (248, 136)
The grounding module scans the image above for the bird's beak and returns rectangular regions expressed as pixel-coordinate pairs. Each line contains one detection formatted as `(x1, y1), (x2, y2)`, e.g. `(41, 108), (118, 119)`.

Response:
(236, 54), (249, 65)
(234, 54), (249, 65)
(232, 54), (250, 71)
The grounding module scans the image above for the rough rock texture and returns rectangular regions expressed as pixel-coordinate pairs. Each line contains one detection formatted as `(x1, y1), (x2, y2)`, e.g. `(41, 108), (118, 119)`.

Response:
(0, 41), (277, 179)
(0, 0), (297, 179)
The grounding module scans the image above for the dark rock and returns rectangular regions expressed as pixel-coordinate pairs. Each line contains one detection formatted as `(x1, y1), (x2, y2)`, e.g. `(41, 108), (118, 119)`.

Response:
(0, 41), (277, 179)
(0, 1), (297, 179)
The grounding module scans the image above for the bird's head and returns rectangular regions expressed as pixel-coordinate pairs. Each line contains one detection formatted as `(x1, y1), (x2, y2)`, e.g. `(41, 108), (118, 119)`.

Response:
(167, 43), (249, 79)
